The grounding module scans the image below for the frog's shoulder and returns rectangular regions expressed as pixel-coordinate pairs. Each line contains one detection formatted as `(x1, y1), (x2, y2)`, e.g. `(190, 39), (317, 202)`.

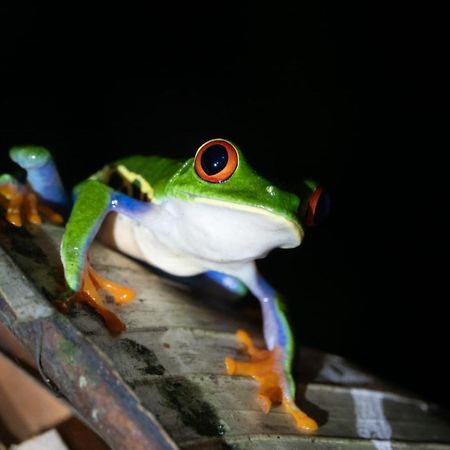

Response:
(89, 155), (186, 202)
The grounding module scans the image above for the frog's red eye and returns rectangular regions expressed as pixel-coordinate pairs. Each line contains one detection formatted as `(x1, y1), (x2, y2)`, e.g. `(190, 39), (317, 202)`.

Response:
(306, 186), (331, 227)
(194, 139), (238, 183)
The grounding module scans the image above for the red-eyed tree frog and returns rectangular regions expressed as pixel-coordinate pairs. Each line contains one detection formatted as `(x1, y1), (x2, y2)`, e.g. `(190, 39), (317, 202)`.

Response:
(0, 139), (329, 432)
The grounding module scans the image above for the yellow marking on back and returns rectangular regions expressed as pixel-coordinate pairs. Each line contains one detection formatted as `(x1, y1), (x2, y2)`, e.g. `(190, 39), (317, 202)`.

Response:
(116, 165), (154, 201)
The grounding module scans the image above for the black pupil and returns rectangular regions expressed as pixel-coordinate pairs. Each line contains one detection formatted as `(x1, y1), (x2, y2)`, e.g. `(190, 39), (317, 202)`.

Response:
(201, 145), (228, 175)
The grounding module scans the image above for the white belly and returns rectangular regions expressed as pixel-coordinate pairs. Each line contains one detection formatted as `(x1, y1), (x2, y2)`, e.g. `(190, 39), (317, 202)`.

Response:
(98, 197), (302, 277)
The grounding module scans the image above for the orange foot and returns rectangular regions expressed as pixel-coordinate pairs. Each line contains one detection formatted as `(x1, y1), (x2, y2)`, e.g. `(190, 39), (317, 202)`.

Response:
(72, 263), (136, 334)
(225, 329), (318, 432)
(0, 183), (63, 227)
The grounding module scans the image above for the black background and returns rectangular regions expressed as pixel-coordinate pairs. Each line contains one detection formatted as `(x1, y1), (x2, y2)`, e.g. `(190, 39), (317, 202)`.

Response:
(1, 4), (448, 407)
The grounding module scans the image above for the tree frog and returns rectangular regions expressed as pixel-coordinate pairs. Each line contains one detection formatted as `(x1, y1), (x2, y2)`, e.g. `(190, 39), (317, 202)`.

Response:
(0, 139), (329, 432)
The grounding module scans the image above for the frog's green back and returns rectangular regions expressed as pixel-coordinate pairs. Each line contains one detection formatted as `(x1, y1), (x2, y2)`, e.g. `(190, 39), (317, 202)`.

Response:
(91, 155), (186, 202)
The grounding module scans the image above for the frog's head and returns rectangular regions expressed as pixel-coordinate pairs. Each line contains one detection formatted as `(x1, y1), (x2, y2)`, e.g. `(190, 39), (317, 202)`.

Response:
(167, 139), (329, 256)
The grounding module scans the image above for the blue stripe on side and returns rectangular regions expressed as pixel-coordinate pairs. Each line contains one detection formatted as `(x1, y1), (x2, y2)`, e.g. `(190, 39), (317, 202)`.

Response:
(206, 271), (248, 297)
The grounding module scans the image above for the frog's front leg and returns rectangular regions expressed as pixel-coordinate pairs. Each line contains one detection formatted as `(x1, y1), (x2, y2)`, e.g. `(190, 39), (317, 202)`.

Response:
(0, 146), (67, 226)
(61, 179), (151, 332)
(224, 266), (318, 432)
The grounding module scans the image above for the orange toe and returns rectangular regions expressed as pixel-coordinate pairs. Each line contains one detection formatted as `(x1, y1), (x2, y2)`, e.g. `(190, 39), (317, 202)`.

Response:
(224, 357), (237, 375)
(283, 398), (318, 432)
(0, 183), (63, 227)
(72, 264), (130, 334)
(39, 204), (64, 225)
(225, 329), (318, 432)
(235, 329), (267, 359)
(6, 210), (23, 227)
(257, 394), (272, 414)
(24, 191), (42, 225)
(88, 266), (136, 304)
(0, 184), (24, 227)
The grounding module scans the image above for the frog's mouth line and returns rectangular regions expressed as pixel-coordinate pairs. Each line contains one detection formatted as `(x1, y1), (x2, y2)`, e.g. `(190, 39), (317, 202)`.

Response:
(183, 195), (305, 242)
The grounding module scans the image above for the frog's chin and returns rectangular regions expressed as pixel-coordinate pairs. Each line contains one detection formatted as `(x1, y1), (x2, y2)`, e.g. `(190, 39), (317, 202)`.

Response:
(98, 197), (302, 278)
(188, 196), (303, 241)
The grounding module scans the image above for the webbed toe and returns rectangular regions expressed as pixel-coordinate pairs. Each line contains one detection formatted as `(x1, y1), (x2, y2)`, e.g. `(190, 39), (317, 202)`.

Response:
(225, 329), (318, 432)
(71, 263), (136, 334)
(0, 182), (63, 227)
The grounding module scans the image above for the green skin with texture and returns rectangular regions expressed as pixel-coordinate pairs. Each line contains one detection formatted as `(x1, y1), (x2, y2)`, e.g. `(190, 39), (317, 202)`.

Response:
(95, 151), (301, 223)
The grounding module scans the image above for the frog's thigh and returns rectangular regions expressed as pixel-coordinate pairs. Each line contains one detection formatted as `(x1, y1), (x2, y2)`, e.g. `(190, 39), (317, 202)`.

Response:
(205, 270), (248, 297)
(9, 145), (69, 209)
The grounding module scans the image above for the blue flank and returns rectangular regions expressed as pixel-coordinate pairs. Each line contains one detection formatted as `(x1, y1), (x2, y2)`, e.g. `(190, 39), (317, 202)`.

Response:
(206, 271), (248, 297)
(110, 191), (152, 216)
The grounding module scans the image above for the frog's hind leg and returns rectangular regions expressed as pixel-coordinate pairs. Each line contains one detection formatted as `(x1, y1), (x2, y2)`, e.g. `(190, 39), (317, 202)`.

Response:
(9, 146), (70, 211)
(62, 179), (151, 332)
(1, 146), (67, 226)
(206, 271), (248, 298)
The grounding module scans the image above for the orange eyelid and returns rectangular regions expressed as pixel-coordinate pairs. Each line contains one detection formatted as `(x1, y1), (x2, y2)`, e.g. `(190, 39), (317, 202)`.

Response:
(194, 139), (239, 183)
(306, 186), (323, 227)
